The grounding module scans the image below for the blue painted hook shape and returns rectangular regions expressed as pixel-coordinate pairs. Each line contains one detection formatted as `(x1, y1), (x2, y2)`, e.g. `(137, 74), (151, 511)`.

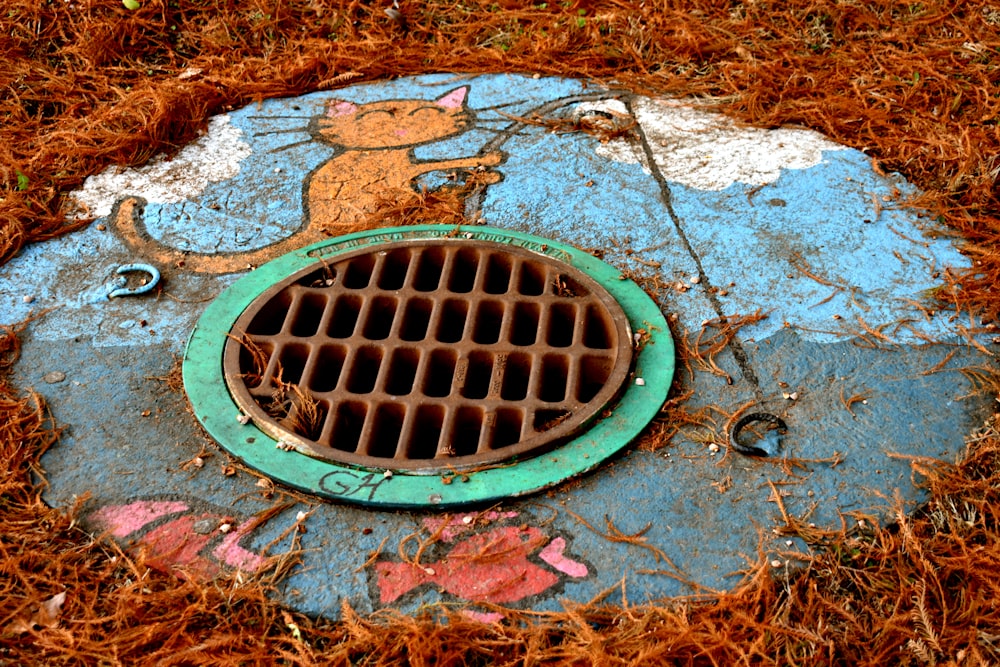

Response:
(108, 263), (161, 298)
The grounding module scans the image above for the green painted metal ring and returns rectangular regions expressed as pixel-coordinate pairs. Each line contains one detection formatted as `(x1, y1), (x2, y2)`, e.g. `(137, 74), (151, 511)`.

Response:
(183, 225), (674, 508)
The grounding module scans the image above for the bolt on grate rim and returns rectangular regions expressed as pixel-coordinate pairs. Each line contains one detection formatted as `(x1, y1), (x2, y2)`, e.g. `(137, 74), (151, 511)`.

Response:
(223, 240), (634, 472)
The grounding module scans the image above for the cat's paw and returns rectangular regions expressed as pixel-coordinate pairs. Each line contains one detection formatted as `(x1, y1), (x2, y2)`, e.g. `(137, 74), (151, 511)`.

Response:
(479, 151), (504, 167)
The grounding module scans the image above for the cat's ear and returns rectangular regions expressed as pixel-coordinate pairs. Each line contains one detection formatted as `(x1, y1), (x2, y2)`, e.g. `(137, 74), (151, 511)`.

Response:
(325, 100), (359, 117)
(435, 87), (468, 110)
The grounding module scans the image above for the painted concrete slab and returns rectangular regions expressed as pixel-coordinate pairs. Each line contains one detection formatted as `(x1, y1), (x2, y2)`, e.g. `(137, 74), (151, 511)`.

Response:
(1, 73), (993, 619)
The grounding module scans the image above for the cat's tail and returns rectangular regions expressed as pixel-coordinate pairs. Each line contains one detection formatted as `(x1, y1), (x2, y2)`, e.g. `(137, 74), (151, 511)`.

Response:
(110, 196), (325, 274)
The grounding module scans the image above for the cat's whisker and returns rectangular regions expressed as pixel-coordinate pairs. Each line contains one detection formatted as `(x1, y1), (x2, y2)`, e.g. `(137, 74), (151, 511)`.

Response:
(475, 100), (527, 112)
(248, 115), (315, 119)
(254, 127), (312, 136)
(473, 127), (522, 135)
(267, 139), (318, 153)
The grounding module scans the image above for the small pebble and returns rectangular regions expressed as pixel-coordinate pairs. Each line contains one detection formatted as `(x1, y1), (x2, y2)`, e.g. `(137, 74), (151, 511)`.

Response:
(771, 560), (782, 568)
(708, 443), (720, 454)
(273, 167), (282, 173)
(424, 567), (436, 575)
(635, 377), (646, 386)
(296, 511), (307, 521)
(192, 519), (217, 535)
(96, 223), (106, 231)
(785, 540), (793, 547)
(43, 371), (66, 384)
(690, 276), (701, 284)
(237, 414), (251, 425)
(219, 523), (232, 534)
(22, 295), (34, 304)
(462, 515), (473, 524)
(383, 469), (393, 479)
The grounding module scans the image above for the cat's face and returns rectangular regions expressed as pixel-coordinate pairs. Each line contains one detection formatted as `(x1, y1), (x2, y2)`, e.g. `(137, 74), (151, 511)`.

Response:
(313, 87), (473, 149)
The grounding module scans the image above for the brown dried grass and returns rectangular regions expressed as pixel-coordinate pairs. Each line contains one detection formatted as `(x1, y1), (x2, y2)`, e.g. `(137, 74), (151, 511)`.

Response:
(4, 0), (1000, 663)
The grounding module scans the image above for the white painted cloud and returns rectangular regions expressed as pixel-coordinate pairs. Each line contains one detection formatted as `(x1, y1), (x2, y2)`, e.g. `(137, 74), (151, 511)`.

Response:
(593, 98), (847, 191)
(70, 114), (252, 218)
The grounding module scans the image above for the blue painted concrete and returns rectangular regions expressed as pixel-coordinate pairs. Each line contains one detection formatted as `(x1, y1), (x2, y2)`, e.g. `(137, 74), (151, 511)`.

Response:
(1, 73), (993, 618)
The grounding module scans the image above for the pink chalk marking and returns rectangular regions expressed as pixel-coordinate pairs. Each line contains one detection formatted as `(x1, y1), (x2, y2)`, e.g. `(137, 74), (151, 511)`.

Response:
(435, 87), (467, 109)
(326, 100), (358, 117)
(423, 510), (519, 542)
(89, 500), (189, 538)
(376, 526), (559, 604)
(538, 537), (588, 578)
(212, 519), (267, 572)
(462, 610), (505, 624)
(140, 513), (220, 580)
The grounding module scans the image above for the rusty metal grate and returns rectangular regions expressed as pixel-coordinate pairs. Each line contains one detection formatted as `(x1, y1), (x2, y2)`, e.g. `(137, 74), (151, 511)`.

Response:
(223, 239), (633, 472)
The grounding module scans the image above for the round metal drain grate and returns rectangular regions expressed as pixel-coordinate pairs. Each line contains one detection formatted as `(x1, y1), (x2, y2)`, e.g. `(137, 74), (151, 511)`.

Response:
(223, 240), (633, 471)
(184, 226), (673, 507)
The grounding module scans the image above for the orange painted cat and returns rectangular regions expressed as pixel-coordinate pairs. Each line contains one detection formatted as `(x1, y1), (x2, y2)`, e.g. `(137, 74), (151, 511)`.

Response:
(111, 86), (502, 273)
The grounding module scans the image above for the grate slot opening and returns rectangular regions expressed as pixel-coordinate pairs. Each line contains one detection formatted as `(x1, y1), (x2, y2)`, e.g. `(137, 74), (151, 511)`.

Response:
(538, 355), (568, 402)
(412, 246), (446, 291)
(238, 339), (273, 389)
(399, 297), (433, 342)
(435, 299), (468, 344)
(385, 348), (420, 396)
(460, 352), (493, 399)
(329, 401), (368, 452)
(546, 303), (577, 347)
(296, 265), (337, 288)
(422, 349), (457, 397)
(499, 352), (532, 401)
(447, 248), (479, 293)
(289, 292), (328, 337)
(510, 302), (540, 346)
(406, 405), (444, 459)
(552, 273), (588, 298)
(345, 346), (383, 394)
(361, 296), (398, 340)
(534, 409), (570, 432)
(490, 408), (524, 449)
(343, 255), (376, 288)
(472, 300), (505, 345)
(483, 253), (513, 294)
(583, 304), (615, 349)
(577, 354), (613, 402)
(377, 248), (411, 290)
(515, 261), (546, 296)
(366, 404), (405, 458)
(284, 397), (328, 442)
(247, 290), (293, 335)
(451, 407), (484, 456)
(276, 343), (310, 385)
(327, 295), (362, 338)
(306, 344), (347, 392)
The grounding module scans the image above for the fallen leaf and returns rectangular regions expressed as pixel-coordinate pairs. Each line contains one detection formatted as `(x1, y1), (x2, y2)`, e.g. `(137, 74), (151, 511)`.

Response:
(5, 591), (67, 634)
(36, 591), (67, 628)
